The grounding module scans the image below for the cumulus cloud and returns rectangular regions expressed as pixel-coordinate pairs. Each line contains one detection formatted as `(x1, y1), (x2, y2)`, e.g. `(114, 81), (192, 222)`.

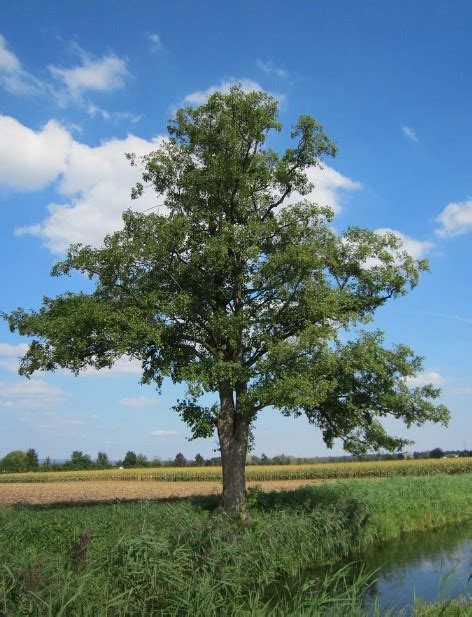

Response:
(284, 163), (361, 214)
(151, 429), (178, 437)
(374, 228), (433, 259)
(435, 198), (472, 238)
(0, 34), (44, 95)
(119, 396), (157, 408)
(14, 123), (163, 252)
(256, 59), (288, 78)
(0, 378), (68, 409)
(49, 47), (129, 103)
(7, 111), (359, 254)
(0, 116), (72, 191)
(401, 125), (418, 143)
(183, 78), (284, 105)
(406, 370), (445, 388)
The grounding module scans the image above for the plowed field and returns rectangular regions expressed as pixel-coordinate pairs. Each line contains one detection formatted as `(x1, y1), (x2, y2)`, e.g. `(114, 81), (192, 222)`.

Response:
(0, 479), (326, 506)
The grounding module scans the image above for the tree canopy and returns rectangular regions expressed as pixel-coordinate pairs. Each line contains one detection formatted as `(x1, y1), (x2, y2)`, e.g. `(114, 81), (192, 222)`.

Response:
(4, 86), (449, 511)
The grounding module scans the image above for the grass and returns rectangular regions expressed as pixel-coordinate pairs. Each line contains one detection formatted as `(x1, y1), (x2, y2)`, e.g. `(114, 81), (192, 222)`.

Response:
(1, 475), (471, 615)
(1, 456), (472, 483)
(415, 600), (472, 616)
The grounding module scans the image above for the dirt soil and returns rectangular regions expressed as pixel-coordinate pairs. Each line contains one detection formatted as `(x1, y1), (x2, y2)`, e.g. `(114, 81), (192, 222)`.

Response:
(0, 479), (325, 506)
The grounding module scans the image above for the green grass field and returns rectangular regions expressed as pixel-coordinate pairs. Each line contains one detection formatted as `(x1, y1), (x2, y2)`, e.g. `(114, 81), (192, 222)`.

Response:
(1, 475), (471, 615)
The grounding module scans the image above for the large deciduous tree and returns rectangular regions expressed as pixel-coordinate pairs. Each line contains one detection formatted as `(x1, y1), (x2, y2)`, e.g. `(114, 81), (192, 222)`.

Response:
(4, 86), (449, 513)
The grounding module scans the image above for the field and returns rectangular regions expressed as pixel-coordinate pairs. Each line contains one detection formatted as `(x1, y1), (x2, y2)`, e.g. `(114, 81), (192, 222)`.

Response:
(0, 479), (329, 506)
(1, 456), (471, 484)
(1, 475), (472, 615)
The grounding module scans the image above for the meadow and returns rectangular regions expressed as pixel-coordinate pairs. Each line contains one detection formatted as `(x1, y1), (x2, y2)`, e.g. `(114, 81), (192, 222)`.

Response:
(1, 475), (472, 615)
(1, 456), (471, 484)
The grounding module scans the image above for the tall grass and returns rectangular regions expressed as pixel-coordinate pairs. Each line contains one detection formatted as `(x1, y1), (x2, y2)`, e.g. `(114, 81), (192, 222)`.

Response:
(1, 475), (471, 615)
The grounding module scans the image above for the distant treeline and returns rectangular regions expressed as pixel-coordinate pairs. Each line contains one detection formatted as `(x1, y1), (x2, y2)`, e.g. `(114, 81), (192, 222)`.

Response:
(1, 447), (471, 474)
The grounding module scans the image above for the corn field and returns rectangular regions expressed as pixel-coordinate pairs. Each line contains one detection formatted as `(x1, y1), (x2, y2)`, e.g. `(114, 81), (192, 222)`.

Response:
(1, 457), (471, 483)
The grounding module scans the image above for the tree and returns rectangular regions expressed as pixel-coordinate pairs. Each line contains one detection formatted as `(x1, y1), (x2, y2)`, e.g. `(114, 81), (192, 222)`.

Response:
(96, 451), (110, 468)
(136, 453), (149, 467)
(41, 456), (52, 470)
(195, 453), (205, 466)
(25, 448), (39, 470)
(430, 447), (444, 459)
(174, 453), (187, 467)
(68, 450), (93, 470)
(149, 456), (162, 467)
(122, 451), (137, 468)
(4, 86), (449, 513)
(0, 450), (29, 473)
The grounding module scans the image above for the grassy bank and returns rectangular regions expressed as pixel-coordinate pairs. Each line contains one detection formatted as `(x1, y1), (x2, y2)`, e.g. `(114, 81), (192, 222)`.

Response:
(1, 456), (472, 483)
(415, 600), (472, 616)
(1, 475), (471, 615)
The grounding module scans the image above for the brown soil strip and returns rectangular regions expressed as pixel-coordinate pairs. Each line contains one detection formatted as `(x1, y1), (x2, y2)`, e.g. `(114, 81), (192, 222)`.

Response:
(0, 479), (325, 507)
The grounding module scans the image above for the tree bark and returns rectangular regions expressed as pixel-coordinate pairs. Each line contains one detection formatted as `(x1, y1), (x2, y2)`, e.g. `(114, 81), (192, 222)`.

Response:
(217, 380), (249, 513)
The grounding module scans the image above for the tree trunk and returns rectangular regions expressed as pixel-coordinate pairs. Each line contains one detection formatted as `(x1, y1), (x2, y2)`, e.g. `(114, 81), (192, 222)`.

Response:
(217, 380), (249, 514)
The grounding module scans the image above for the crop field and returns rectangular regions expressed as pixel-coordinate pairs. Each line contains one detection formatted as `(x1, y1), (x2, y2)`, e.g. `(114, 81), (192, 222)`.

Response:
(1, 456), (471, 483)
(0, 479), (330, 506)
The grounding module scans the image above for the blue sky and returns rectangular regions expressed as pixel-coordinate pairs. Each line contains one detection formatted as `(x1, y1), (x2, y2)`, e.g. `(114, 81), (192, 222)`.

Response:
(1, 1), (471, 460)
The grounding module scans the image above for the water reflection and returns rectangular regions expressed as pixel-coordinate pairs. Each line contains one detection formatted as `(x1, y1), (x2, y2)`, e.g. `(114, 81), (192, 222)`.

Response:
(360, 520), (472, 613)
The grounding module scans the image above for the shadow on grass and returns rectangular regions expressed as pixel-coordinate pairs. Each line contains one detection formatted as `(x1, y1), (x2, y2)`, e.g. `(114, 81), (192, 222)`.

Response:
(6, 484), (346, 514)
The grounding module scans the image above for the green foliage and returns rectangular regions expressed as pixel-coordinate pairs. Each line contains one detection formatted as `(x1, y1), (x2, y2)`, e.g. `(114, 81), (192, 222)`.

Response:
(174, 452), (187, 467)
(430, 447), (445, 459)
(122, 451), (137, 468)
(66, 450), (93, 470)
(25, 448), (39, 470)
(0, 450), (29, 473)
(135, 453), (149, 467)
(3, 85), (448, 463)
(194, 453), (205, 466)
(95, 451), (110, 468)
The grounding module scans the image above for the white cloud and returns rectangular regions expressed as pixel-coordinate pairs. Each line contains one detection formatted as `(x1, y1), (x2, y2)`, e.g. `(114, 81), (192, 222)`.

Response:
(183, 78), (284, 106)
(0, 343), (28, 356)
(0, 34), (20, 73)
(151, 429), (178, 437)
(435, 198), (472, 238)
(78, 356), (143, 378)
(87, 103), (142, 124)
(0, 378), (68, 409)
(0, 116), (72, 191)
(406, 370), (445, 388)
(284, 163), (361, 214)
(256, 59), (288, 78)
(374, 228), (433, 259)
(49, 49), (129, 102)
(0, 36), (136, 124)
(15, 126), (164, 252)
(0, 342), (28, 373)
(148, 33), (162, 53)
(402, 125), (418, 143)
(119, 396), (157, 408)
(0, 34), (44, 95)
